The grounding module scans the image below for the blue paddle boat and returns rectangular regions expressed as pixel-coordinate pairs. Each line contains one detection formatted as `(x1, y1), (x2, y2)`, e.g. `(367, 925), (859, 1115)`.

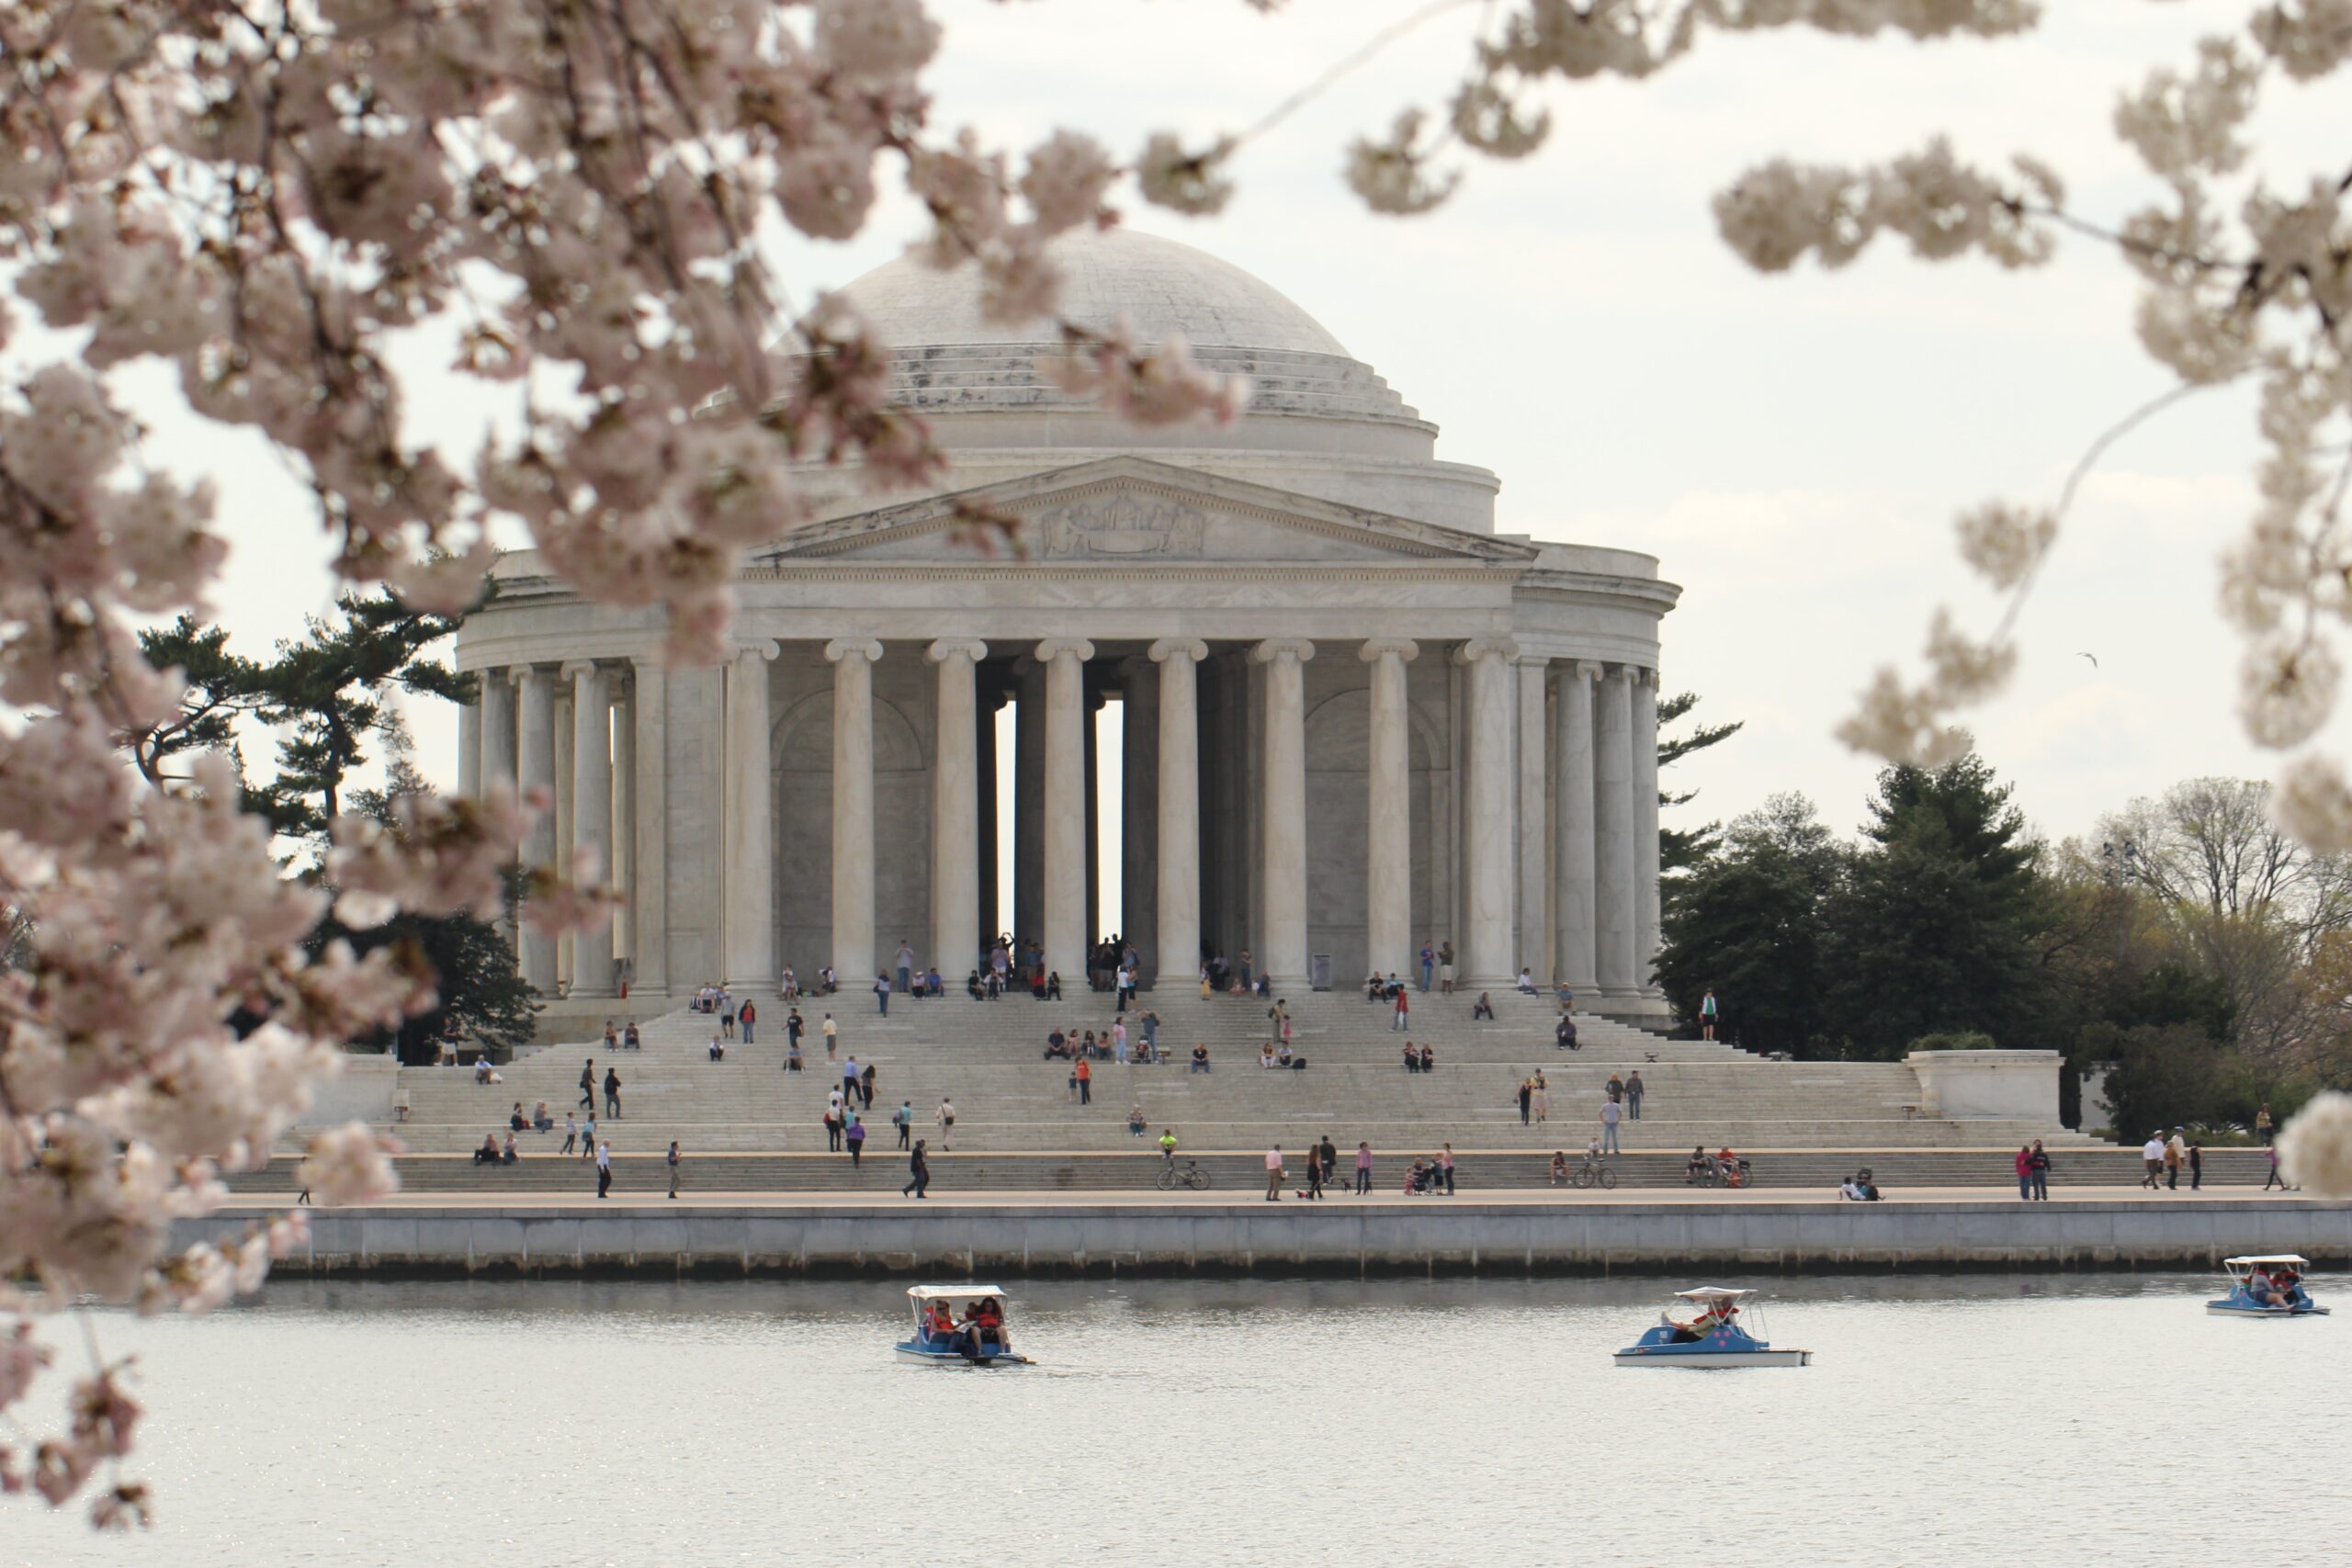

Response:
(2207, 1256), (2329, 1318)
(1614, 1287), (1812, 1367)
(894, 1285), (1035, 1366)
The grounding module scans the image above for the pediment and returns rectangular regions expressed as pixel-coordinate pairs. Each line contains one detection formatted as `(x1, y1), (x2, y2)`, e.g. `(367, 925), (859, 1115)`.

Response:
(761, 457), (1534, 568)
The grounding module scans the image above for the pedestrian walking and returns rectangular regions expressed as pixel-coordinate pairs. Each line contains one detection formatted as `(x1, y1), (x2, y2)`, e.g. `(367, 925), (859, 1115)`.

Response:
(1532, 1070), (1550, 1123)
(720, 998), (735, 1041)
(903, 1137), (930, 1199)
(1391, 987), (1409, 1032)
(846, 1115), (866, 1168)
(1439, 1144), (1456, 1195)
(896, 940), (915, 998)
(1626, 1070), (1645, 1121)
(667, 1139), (681, 1199)
(559, 1111), (579, 1156)
(578, 1057), (595, 1110)
(874, 972), (891, 1015)
(2030, 1139), (2050, 1201)
(823, 1013), (838, 1061)
(1599, 1097), (1623, 1156)
(1318, 1135), (1338, 1190)
(1419, 941), (1434, 992)
(2264, 1145), (2288, 1190)
(603, 1066), (623, 1119)
(2188, 1140), (2203, 1190)
(594, 1139), (613, 1199)
(1354, 1141), (1373, 1195)
(936, 1097), (956, 1151)
(1265, 1144), (1284, 1201)
(1700, 987), (1719, 1041)
(582, 1112), (598, 1159)
(2256, 1103), (2275, 1145)
(1304, 1148), (1325, 1200)
(2014, 1145), (2034, 1201)
(2165, 1127), (2186, 1190)
(1517, 1077), (1532, 1126)
(1075, 1056), (1092, 1105)
(739, 998), (756, 1044)
(893, 1100), (912, 1149)
(2140, 1132), (2165, 1189)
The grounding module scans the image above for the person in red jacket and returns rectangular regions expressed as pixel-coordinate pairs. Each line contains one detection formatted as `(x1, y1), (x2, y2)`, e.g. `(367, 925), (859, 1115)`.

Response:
(2015, 1145), (2034, 1201)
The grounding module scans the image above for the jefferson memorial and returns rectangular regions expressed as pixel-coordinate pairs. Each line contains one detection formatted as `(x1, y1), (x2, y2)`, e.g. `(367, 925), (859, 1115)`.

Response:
(453, 230), (1677, 1015)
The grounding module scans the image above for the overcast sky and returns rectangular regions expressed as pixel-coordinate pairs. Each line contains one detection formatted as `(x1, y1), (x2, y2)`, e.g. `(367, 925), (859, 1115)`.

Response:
(130, 0), (2348, 861)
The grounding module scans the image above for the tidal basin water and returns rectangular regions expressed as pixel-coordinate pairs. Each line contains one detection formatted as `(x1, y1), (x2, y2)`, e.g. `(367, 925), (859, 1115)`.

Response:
(10, 1272), (2344, 1566)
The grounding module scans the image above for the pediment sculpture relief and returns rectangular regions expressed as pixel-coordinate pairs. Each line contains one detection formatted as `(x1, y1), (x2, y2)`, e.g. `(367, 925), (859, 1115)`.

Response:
(1035, 490), (1209, 558)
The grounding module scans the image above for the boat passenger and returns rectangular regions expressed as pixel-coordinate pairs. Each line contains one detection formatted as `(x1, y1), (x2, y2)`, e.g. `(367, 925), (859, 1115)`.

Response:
(925, 1300), (957, 1344)
(962, 1297), (1005, 1357)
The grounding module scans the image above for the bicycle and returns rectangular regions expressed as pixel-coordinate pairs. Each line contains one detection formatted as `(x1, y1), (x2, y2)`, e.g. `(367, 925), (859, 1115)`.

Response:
(1155, 1159), (1213, 1191)
(1570, 1158), (1618, 1190)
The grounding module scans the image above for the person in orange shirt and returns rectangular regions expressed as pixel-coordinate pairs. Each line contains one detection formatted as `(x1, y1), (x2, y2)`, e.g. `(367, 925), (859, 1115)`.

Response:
(1074, 1055), (1092, 1105)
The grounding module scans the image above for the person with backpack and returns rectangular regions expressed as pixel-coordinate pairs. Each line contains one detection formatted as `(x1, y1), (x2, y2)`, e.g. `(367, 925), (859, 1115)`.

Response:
(892, 1100), (913, 1149)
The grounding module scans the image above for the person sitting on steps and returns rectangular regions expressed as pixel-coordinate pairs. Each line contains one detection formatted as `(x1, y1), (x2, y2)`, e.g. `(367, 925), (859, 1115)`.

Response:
(1418, 1043), (1434, 1073)
(1472, 992), (1495, 1021)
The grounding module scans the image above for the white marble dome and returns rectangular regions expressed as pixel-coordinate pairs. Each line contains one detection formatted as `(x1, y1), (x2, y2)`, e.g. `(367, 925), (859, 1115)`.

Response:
(829, 227), (1498, 532)
(842, 226), (1354, 359)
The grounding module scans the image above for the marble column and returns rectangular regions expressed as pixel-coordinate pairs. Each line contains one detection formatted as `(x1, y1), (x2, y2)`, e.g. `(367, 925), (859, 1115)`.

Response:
(630, 656), (669, 997)
(978, 684), (1001, 945)
(928, 638), (988, 984)
(552, 690), (574, 988)
(1014, 660), (1046, 946)
(1253, 637), (1314, 989)
(1035, 638), (1094, 987)
(458, 695), (482, 800)
(1120, 657), (1159, 982)
(1359, 637), (1419, 980)
(827, 638), (883, 990)
(1632, 667), (1663, 993)
(481, 669), (517, 942)
(564, 660), (616, 997)
(1453, 638), (1518, 985)
(514, 666), (558, 992)
(481, 667), (517, 795)
(1553, 661), (1600, 996)
(1149, 637), (1206, 986)
(1594, 663), (1637, 997)
(1515, 655), (1550, 983)
(611, 677), (635, 978)
(721, 641), (777, 993)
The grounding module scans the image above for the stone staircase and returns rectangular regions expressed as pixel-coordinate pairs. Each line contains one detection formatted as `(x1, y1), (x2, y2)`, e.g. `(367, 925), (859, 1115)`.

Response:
(359, 987), (2090, 1164)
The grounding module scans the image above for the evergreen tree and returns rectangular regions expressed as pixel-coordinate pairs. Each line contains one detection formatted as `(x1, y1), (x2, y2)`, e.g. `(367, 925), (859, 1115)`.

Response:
(1820, 754), (2055, 1057)
(137, 593), (530, 1051)
(321, 747), (537, 1063)
(1657, 690), (1743, 876)
(1656, 793), (1841, 1054)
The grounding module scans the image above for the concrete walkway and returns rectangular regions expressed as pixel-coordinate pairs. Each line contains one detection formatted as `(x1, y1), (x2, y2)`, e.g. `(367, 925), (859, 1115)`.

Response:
(220, 1184), (2324, 1211)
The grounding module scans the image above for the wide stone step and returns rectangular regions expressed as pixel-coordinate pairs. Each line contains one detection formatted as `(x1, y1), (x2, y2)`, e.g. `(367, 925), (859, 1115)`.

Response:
(250, 1146), (2265, 1194)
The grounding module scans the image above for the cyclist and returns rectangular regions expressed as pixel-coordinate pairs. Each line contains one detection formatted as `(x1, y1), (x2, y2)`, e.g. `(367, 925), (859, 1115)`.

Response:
(1159, 1128), (1178, 1165)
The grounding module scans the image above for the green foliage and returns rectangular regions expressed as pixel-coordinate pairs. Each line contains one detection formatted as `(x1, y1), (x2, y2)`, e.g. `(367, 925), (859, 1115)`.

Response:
(248, 592), (470, 841)
(2088, 1021), (2313, 1138)
(322, 756), (537, 1060)
(1819, 755), (2055, 1058)
(1908, 1031), (1997, 1052)
(1656, 793), (1840, 1054)
(1657, 690), (1743, 876)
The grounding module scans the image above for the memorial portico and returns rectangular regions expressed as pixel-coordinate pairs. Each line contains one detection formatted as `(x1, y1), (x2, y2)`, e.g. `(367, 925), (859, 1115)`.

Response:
(454, 229), (1679, 1021)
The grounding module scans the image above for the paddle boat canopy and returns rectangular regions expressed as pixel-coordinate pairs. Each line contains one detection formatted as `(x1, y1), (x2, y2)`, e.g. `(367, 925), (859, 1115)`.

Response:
(894, 1285), (1035, 1365)
(2208, 1256), (2329, 1317)
(1614, 1287), (1812, 1368)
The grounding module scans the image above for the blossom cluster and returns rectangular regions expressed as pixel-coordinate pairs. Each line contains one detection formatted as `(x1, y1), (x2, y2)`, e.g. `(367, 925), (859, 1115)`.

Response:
(0, 0), (1257, 1520)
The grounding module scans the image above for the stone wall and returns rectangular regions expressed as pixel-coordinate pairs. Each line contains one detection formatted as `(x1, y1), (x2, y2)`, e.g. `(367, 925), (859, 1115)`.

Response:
(187, 1198), (2352, 1277)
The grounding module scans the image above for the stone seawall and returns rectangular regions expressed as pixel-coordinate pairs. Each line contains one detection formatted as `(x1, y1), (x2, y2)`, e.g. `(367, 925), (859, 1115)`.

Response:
(183, 1200), (2352, 1277)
